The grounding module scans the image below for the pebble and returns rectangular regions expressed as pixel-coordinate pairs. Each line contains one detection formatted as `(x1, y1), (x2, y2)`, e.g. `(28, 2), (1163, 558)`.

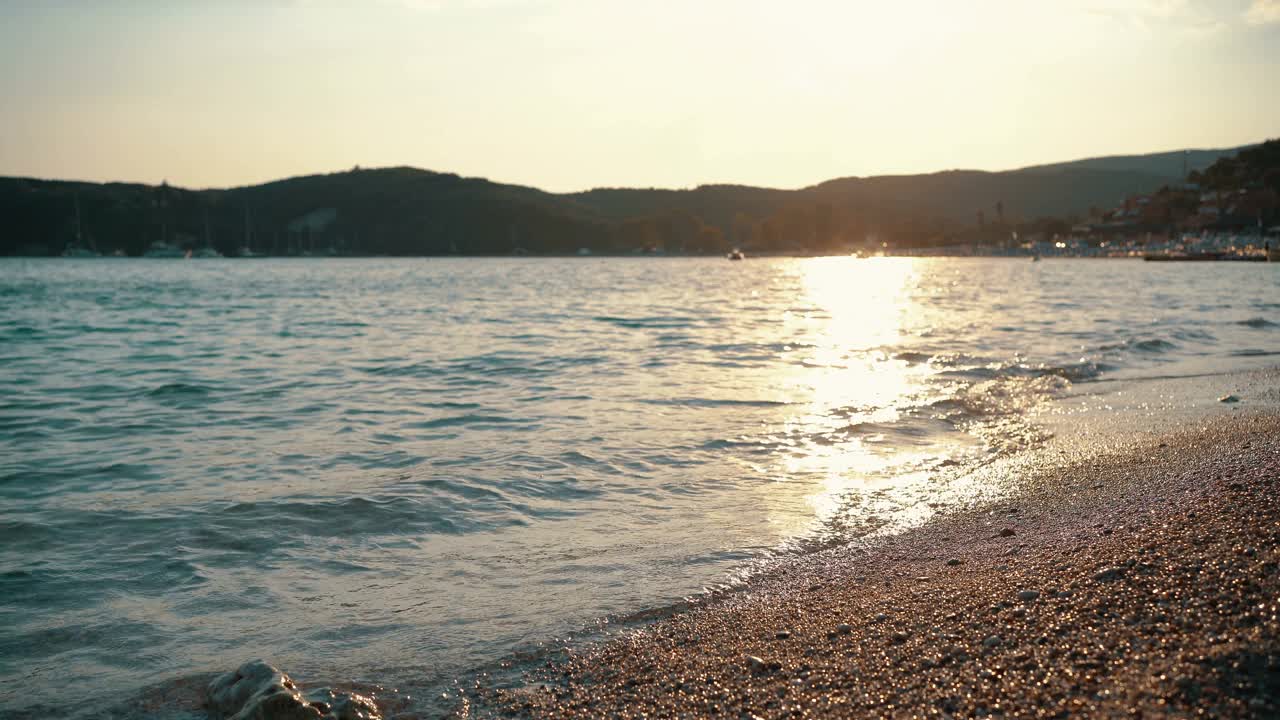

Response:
(873, 613), (889, 623)
(1093, 567), (1126, 582)
(947, 558), (962, 566)
(834, 623), (852, 635)
(774, 630), (791, 640)
(999, 528), (1017, 537)
(1219, 395), (1240, 403)
(745, 655), (768, 674)
(983, 635), (1002, 648)
(1017, 590), (1040, 602)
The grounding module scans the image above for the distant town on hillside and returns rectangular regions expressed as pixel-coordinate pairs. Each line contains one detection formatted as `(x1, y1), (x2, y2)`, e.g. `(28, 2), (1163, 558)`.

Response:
(3, 140), (1277, 259)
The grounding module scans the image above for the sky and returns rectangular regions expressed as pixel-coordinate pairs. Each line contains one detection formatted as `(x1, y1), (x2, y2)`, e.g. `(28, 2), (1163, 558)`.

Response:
(1, 0), (1278, 192)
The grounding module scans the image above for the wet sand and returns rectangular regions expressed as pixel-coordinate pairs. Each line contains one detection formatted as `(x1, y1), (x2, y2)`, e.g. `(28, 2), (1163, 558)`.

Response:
(485, 413), (1280, 718)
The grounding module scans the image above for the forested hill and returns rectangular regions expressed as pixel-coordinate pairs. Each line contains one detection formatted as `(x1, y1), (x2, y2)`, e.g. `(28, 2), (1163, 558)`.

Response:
(0, 145), (1251, 256)
(0, 168), (611, 257)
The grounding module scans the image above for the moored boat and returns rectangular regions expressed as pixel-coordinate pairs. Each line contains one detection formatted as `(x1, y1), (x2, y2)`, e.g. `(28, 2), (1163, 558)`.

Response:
(143, 241), (186, 258)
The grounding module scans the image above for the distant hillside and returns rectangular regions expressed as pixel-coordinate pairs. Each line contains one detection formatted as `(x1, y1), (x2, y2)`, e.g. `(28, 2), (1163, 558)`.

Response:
(0, 143), (1262, 256)
(0, 168), (613, 257)
(564, 185), (796, 235)
(564, 146), (1255, 231)
(802, 168), (1164, 225)
(1015, 147), (1244, 177)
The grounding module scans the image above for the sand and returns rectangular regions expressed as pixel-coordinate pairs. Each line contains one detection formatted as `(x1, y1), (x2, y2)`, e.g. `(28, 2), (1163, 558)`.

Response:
(482, 413), (1280, 718)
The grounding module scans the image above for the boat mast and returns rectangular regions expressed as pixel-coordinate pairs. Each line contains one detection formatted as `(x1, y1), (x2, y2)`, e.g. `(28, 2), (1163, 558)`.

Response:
(243, 206), (252, 252)
(74, 192), (83, 244)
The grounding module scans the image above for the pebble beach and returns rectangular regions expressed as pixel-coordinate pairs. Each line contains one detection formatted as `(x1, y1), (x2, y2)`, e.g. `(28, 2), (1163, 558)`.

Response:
(486, 412), (1280, 718)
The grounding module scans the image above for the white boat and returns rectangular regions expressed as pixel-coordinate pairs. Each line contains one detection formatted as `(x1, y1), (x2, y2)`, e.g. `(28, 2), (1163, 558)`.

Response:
(727, 248), (745, 260)
(143, 241), (186, 258)
(191, 209), (222, 257)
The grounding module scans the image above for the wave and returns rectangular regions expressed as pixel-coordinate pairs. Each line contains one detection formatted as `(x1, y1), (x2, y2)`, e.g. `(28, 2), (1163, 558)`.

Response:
(1098, 337), (1177, 354)
(928, 373), (1071, 419)
(938, 360), (1107, 384)
(639, 397), (791, 408)
(404, 414), (528, 429)
(1236, 317), (1278, 329)
(888, 350), (974, 366)
(141, 382), (213, 398)
(594, 315), (705, 329)
(359, 353), (604, 379)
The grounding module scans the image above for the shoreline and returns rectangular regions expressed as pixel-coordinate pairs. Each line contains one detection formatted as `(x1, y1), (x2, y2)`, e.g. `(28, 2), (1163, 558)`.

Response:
(480, 411), (1280, 718)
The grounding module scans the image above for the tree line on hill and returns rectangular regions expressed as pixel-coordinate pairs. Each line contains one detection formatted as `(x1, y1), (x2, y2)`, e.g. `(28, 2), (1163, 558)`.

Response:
(1, 142), (1270, 257)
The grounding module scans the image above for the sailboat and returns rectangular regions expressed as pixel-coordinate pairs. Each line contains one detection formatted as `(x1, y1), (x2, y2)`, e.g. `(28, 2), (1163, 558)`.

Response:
(238, 207), (264, 257)
(192, 210), (223, 258)
(61, 193), (100, 257)
(144, 219), (184, 258)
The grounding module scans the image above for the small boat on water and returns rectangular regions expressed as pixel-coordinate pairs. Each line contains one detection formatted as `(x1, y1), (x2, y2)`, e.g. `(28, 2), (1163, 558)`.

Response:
(727, 248), (745, 261)
(143, 241), (186, 258)
(190, 210), (223, 258)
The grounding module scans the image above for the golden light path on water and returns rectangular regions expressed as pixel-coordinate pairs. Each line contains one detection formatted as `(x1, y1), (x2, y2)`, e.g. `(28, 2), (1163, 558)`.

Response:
(757, 257), (989, 544)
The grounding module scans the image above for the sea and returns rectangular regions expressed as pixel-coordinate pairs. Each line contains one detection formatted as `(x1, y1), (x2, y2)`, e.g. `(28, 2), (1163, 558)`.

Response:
(1, 256), (1278, 717)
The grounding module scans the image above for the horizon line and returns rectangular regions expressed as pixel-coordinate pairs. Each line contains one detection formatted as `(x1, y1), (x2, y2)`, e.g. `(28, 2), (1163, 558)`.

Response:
(1, 140), (1264, 196)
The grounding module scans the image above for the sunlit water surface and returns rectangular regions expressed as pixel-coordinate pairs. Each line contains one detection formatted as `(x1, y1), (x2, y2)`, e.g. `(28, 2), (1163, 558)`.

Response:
(1, 257), (1277, 716)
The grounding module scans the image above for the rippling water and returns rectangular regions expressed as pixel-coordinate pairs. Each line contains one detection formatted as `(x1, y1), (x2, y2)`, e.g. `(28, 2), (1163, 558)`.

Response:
(1, 257), (1277, 717)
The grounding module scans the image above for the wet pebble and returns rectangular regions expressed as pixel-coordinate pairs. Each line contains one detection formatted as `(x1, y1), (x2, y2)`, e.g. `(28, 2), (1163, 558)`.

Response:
(1093, 567), (1126, 583)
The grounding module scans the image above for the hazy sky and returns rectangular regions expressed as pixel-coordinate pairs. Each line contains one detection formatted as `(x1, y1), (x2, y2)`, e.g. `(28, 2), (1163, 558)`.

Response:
(1, 0), (1278, 192)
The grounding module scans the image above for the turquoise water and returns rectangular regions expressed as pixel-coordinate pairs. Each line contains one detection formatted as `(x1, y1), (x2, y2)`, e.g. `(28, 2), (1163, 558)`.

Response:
(1, 257), (1277, 717)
